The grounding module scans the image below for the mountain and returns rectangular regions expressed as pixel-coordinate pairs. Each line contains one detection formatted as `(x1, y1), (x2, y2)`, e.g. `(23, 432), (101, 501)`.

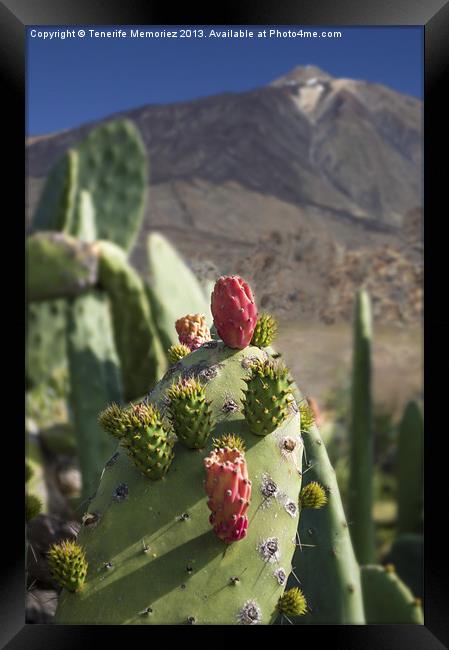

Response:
(26, 66), (422, 325)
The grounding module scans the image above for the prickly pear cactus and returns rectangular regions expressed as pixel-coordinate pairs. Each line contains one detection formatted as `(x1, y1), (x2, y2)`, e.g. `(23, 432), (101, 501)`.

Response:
(55, 342), (305, 624)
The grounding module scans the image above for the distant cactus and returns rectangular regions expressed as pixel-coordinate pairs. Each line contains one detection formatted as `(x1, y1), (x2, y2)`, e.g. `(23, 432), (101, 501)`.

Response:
(397, 401), (423, 535)
(348, 289), (374, 565)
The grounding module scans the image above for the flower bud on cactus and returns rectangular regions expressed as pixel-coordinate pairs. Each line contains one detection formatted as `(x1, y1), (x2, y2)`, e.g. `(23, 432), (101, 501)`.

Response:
(251, 313), (278, 348)
(166, 378), (214, 449)
(99, 402), (174, 479)
(242, 358), (294, 436)
(299, 400), (315, 433)
(277, 587), (308, 617)
(212, 433), (246, 453)
(210, 276), (258, 349)
(299, 481), (328, 509)
(167, 343), (190, 365)
(47, 540), (88, 593)
(175, 313), (211, 351)
(25, 493), (42, 521)
(306, 396), (323, 428)
(204, 447), (251, 543)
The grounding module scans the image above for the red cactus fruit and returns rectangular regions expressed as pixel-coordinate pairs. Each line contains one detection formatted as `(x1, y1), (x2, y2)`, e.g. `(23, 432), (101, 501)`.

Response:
(203, 447), (252, 543)
(210, 276), (258, 349)
(175, 313), (211, 351)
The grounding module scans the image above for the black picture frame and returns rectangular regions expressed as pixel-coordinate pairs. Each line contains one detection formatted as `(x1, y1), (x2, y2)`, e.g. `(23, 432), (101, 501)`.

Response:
(10, 0), (448, 647)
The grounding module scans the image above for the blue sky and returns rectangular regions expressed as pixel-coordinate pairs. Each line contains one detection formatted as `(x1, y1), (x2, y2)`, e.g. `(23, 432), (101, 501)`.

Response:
(26, 26), (423, 136)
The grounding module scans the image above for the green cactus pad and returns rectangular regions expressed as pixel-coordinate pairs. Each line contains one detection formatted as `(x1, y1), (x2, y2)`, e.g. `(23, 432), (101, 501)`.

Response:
(26, 232), (99, 303)
(67, 292), (124, 500)
(74, 120), (148, 252)
(71, 189), (97, 243)
(397, 401), (423, 535)
(146, 233), (211, 349)
(251, 313), (278, 348)
(97, 240), (167, 400)
(285, 372), (365, 624)
(166, 378), (214, 449)
(55, 344), (304, 625)
(26, 300), (68, 388)
(242, 359), (294, 436)
(32, 149), (79, 233)
(349, 289), (374, 565)
(167, 344), (191, 366)
(384, 534), (423, 599)
(48, 540), (88, 593)
(361, 565), (423, 624)
(100, 402), (174, 480)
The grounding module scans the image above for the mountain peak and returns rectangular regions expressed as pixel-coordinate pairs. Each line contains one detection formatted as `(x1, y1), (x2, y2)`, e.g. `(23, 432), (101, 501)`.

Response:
(270, 65), (334, 87)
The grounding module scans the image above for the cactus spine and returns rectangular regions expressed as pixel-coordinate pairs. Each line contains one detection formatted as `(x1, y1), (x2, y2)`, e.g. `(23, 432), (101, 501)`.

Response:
(348, 289), (374, 565)
(397, 401), (423, 535)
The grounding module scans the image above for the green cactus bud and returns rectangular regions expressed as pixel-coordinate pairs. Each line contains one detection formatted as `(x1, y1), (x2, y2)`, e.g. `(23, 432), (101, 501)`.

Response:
(277, 587), (308, 617)
(111, 402), (175, 479)
(98, 403), (128, 440)
(47, 540), (88, 593)
(166, 378), (214, 449)
(299, 400), (315, 433)
(242, 358), (294, 436)
(299, 481), (328, 509)
(167, 343), (191, 366)
(212, 433), (246, 453)
(251, 313), (278, 348)
(25, 493), (42, 521)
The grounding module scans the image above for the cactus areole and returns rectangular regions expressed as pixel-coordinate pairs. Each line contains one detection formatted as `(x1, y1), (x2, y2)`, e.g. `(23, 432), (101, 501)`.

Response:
(211, 276), (258, 349)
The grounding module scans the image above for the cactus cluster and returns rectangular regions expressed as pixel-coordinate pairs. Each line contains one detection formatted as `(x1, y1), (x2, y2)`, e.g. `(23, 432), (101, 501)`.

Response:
(27, 119), (422, 625)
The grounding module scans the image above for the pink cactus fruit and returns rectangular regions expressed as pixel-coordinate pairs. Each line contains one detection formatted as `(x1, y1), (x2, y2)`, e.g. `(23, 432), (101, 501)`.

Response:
(203, 447), (252, 544)
(175, 313), (211, 351)
(210, 276), (258, 349)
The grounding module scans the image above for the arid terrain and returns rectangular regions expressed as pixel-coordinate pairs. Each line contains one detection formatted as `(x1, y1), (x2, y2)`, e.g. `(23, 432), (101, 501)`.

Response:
(26, 65), (423, 328)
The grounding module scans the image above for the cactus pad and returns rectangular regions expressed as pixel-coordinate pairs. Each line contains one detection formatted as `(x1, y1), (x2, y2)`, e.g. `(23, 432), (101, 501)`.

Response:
(55, 343), (304, 624)
(75, 120), (148, 252)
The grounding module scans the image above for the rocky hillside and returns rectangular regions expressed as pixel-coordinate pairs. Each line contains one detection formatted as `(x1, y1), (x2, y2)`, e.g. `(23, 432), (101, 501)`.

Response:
(26, 65), (422, 325)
